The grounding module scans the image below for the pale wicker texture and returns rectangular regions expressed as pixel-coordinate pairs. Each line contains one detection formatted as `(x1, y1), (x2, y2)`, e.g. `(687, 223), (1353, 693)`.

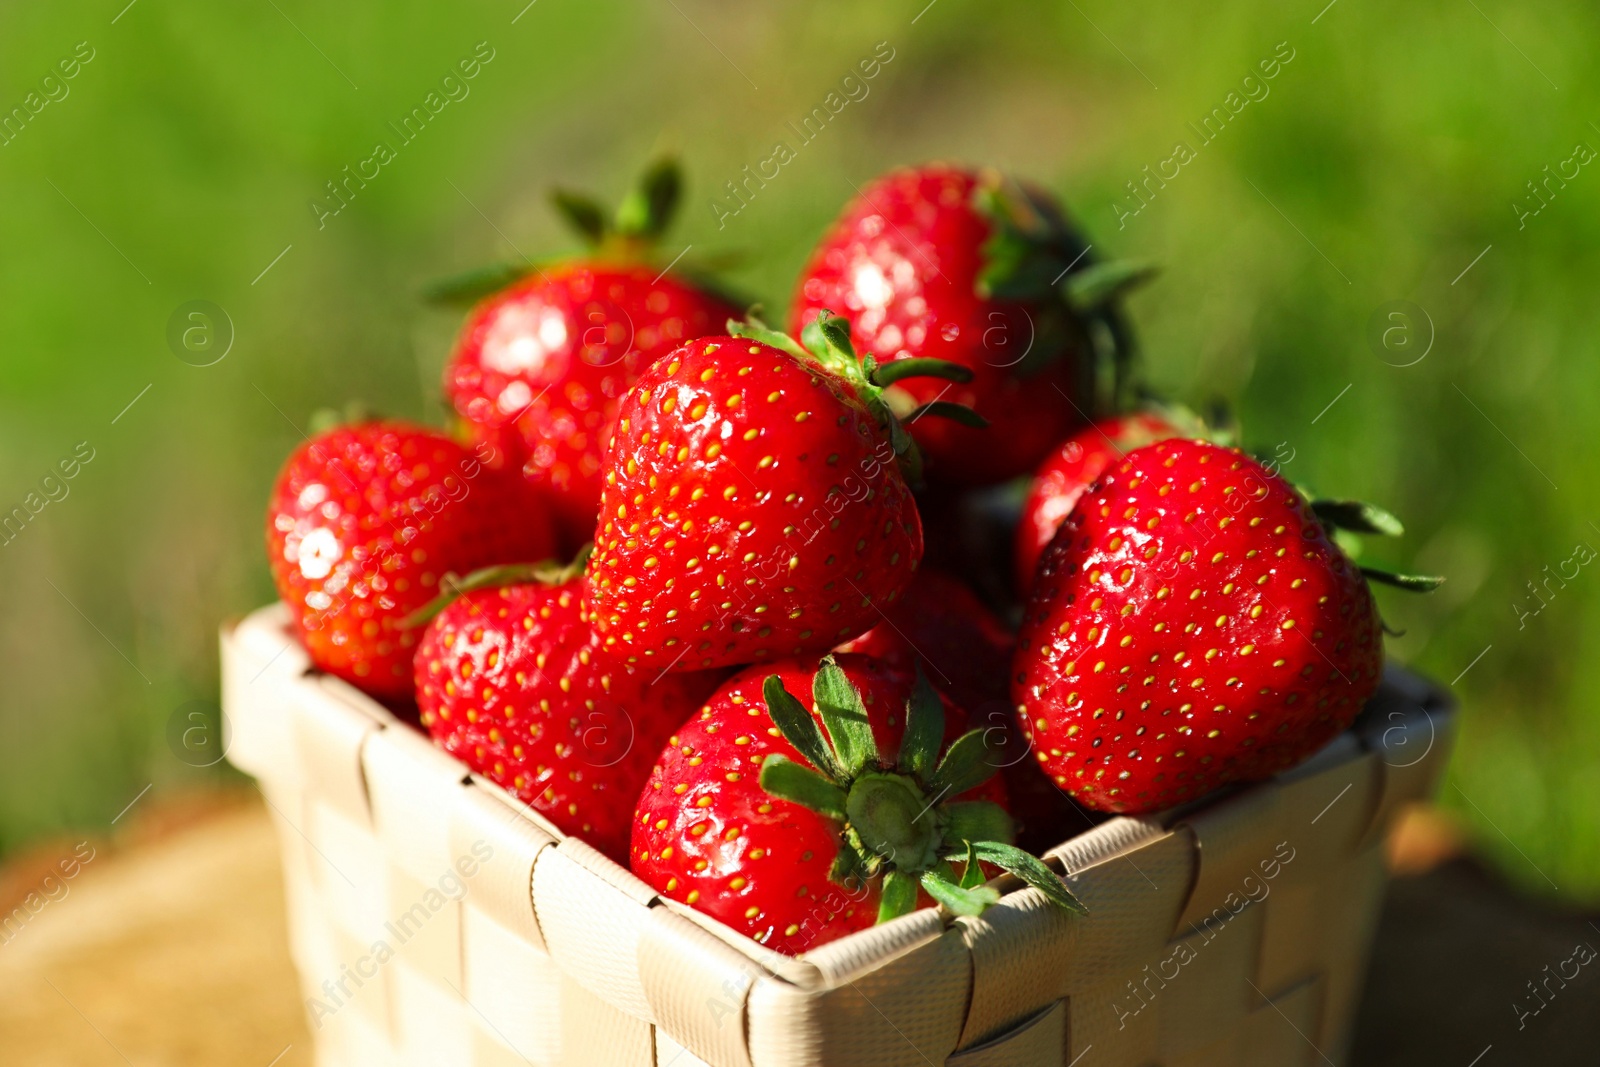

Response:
(223, 603), (1453, 1067)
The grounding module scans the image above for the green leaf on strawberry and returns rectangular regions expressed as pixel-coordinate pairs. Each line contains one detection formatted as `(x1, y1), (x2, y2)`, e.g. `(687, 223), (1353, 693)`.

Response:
(896, 667), (946, 781)
(1309, 499), (1406, 538)
(868, 358), (976, 387)
(550, 188), (611, 245)
(758, 756), (848, 821)
(728, 310), (987, 483)
(1358, 566), (1446, 592)
(422, 261), (540, 306)
(919, 865), (1001, 916)
(632, 656), (1085, 957)
(1061, 259), (1160, 312)
(614, 155), (682, 241)
(878, 869), (920, 923)
(756, 656), (1085, 920)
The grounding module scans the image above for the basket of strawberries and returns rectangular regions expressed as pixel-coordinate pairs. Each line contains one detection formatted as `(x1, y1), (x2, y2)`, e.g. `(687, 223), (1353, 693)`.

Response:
(224, 161), (1452, 1067)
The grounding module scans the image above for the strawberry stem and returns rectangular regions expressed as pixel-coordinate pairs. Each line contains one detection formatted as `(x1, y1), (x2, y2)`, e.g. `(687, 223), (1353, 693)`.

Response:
(845, 772), (943, 870)
(972, 171), (1144, 412)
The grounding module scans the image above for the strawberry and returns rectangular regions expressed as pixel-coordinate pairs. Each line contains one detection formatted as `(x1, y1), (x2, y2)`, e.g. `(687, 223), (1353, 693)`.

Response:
(585, 314), (973, 672)
(837, 569), (1089, 852)
(836, 570), (1012, 720)
(631, 654), (1082, 954)
(792, 165), (1148, 485)
(413, 562), (720, 861)
(435, 159), (741, 544)
(1013, 439), (1439, 813)
(1015, 411), (1184, 593)
(266, 420), (558, 703)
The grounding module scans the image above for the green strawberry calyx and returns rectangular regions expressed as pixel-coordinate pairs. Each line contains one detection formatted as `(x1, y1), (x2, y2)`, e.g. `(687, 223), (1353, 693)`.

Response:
(728, 310), (984, 486)
(1149, 398), (1238, 448)
(398, 544), (594, 629)
(422, 156), (750, 308)
(1297, 496), (1444, 594)
(756, 656), (1086, 923)
(306, 401), (377, 436)
(972, 171), (1154, 412)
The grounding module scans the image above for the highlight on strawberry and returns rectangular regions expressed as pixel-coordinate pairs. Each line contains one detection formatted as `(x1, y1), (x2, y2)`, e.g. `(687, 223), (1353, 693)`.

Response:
(265, 418), (557, 703)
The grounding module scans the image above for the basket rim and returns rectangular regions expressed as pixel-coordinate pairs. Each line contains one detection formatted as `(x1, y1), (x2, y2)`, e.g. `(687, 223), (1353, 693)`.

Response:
(223, 600), (1454, 982)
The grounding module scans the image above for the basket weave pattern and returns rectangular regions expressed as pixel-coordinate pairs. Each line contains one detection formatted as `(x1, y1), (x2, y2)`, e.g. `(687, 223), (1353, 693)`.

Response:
(222, 604), (1451, 1067)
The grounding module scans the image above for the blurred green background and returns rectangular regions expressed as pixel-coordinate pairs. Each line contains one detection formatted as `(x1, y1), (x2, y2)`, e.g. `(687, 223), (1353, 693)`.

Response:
(0, 0), (1595, 904)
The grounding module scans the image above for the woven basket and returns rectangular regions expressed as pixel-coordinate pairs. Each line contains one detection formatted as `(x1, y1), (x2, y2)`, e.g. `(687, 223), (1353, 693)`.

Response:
(222, 602), (1452, 1067)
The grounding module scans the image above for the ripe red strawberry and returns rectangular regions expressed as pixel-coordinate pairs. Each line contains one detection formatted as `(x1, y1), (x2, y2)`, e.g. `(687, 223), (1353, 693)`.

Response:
(585, 315), (970, 672)
(631, 655), (1081, 954)
(266, 420), (558, 702)
(1013, 439), (1439, 813)
(837, 570), (1089, 851)
(793, 165), (1137, 485)
(436, 159), (741, 544)
(836, 570), (1012, 719)
(1015, 412), (1184, 593)
(414, 567), (720, 861)
(445, 266), (738, 540)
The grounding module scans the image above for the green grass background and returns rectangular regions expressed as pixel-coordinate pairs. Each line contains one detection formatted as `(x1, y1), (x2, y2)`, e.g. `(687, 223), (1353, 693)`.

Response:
(1, 0), (1595, 901)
